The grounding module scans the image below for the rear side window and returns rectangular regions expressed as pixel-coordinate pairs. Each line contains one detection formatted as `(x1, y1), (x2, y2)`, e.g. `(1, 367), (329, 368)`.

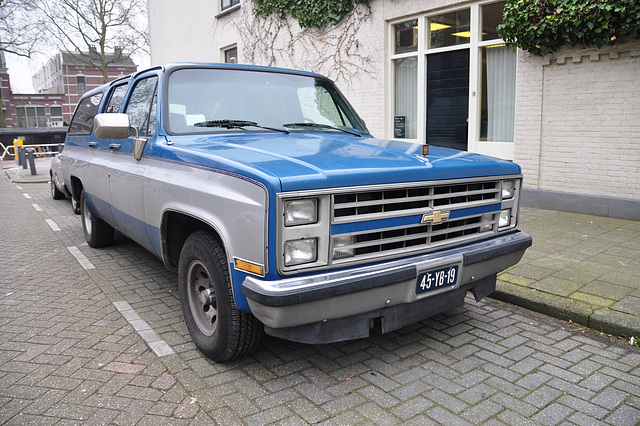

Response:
(105, 84), (129, 113)
(125, 76), (158, 137)
(68, 93), (104, 134)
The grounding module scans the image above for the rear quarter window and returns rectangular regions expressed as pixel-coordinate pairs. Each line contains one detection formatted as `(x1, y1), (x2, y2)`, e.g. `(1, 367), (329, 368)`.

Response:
(68, 93), (104, 135)
(105, 84), (129, 113)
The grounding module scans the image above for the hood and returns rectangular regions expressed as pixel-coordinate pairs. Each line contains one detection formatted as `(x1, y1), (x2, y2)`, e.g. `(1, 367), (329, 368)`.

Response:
(171, 132), (521, 192)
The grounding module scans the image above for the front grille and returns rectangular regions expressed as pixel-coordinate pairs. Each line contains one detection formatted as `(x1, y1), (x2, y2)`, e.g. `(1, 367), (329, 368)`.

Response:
(331, 180), (501, 264)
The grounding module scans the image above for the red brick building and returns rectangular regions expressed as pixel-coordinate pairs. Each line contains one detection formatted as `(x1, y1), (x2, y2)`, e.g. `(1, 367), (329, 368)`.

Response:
(0, 49), (137, 128)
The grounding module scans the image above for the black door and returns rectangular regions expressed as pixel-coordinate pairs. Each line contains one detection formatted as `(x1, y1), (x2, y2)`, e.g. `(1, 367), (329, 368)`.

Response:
(426, 49), (470, 151)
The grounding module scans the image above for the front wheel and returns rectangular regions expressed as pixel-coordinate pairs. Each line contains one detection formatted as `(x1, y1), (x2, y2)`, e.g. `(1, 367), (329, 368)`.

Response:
(178, 231), (261, 362)
(81, 189), (114, 248)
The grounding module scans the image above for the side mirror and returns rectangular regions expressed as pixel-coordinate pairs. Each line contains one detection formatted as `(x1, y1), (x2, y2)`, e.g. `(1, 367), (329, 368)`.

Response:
(94, 113), (131, 139)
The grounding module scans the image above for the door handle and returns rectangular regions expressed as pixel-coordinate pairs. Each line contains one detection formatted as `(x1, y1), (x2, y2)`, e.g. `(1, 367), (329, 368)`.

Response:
(88, 142), (98, 148)
(109, 143), (121, 151)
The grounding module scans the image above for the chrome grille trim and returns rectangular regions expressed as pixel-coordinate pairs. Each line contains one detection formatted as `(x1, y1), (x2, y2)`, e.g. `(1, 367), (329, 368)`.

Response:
(330, 178), (514, 264)
(333, 181), (500, 223)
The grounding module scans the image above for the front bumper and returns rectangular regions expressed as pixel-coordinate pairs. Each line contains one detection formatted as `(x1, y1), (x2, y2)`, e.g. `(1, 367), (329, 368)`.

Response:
(242, 231), (532, 343)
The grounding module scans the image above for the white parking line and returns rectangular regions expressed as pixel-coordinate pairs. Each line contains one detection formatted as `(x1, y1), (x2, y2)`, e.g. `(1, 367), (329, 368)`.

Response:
(23, 193), (31, 199)
(113, 301), (175, 357)
(32, 204), (43, 212)
(67, 246), (96, 270)
(45, 219), (61, 231)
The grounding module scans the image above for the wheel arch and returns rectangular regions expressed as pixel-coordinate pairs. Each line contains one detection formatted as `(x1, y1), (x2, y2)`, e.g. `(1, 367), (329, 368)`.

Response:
(69, 176), (83, 203)
(161, 210), (227, 272)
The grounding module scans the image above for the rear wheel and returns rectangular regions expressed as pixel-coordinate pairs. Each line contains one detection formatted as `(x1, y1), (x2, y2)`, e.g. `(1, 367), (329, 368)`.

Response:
(178, 231), (261, 362)
(50, 174), (65, 200)
(81, 189), (114, 248)
(71, 195), (80, 215)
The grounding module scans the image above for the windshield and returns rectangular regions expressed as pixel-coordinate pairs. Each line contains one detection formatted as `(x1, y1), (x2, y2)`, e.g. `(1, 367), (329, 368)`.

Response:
(166, 68), (367, 135)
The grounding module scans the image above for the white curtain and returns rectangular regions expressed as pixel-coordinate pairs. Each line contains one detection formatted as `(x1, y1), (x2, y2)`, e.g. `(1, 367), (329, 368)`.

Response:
(395, 57), (418, 139)
(486, 46), (516, 142)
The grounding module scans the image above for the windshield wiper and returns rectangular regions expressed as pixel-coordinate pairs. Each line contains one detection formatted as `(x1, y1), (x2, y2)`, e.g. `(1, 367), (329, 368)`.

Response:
(193, 119), (289, 134)
(283, 122), (362, 137)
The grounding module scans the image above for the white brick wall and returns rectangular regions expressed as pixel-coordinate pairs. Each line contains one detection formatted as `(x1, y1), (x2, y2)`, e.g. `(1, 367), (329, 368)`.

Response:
(513, 51), (544, 187)
(517, 42), (640, 200)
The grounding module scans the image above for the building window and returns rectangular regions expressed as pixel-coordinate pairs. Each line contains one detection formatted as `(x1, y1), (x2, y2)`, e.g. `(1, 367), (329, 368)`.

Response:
(389, 1), (515, 159)
(16, 106), (46, 128)
(221, 0), (239, 11)
(77, 76), (86, 94)
(479, 2), (515, 143)
(393, 20), (418, 139)
(224, 46), (238, 64)
(49, 105), (64, 126)
(428, 9), (471, 49)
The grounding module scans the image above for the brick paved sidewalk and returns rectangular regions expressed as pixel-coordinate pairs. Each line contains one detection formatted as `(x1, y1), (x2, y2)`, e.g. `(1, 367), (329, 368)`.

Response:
(496, 208), (640, 338)
(1, 162), (639, 424)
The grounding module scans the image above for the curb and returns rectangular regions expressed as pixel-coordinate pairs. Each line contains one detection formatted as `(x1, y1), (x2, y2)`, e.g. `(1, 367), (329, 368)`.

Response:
(3, 168), (50, 184)
(492, 281), (640, 338)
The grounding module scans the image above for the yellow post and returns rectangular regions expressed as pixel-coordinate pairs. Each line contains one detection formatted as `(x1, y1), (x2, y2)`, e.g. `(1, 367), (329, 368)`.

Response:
(13, 138), (23, 162)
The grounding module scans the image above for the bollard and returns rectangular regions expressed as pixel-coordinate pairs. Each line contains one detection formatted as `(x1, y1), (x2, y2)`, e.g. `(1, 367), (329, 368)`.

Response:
(14, 138), (23, 164)
(58, 143), (63, 154)
(20, 147), (27, 169)
(27, 149), (37, 176)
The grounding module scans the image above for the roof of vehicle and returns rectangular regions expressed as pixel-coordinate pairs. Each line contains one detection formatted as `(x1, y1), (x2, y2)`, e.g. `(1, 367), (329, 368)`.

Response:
(77, 63), (332, 101)
(160, 62), (326, 79)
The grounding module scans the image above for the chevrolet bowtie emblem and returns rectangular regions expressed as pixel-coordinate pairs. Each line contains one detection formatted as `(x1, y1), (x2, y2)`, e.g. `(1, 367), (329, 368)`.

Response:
(421, 210), (450, 224)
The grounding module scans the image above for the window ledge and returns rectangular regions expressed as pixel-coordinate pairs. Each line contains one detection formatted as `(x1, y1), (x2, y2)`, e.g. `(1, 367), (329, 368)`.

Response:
(216, 4), (240, 18)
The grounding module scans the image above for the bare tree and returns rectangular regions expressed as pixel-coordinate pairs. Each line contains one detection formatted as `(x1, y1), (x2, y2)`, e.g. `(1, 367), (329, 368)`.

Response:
(0, 0), (42, 126)
(30, 0), (148, 82)
(0, 0), (40, 58)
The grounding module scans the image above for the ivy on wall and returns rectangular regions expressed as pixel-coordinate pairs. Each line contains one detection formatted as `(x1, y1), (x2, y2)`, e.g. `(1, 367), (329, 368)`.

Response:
(252, 0), (368, 28)
(497, 0), (640, 55)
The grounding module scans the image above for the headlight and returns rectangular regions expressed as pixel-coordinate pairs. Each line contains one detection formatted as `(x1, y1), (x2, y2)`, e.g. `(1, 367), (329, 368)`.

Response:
(502, 180), (515, 199)
(284, 199), (318, 226)
(284, 238), (317, 266)
(499, 209), (512, 228)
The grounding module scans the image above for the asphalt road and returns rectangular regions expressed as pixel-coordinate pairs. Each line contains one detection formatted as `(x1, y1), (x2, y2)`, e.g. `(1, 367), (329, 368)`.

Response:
(1, 173), (639, 425)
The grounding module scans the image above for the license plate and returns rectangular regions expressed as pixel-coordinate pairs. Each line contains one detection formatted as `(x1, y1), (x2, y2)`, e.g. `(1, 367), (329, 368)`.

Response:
(416, 265), (458, 294)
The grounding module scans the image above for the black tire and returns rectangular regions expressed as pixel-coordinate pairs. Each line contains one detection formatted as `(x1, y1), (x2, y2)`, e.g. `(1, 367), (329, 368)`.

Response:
(50, 175), (65, 200)
(81, 189), (114, 248)
(71, 195), (81, 215)
(178, 231), (261, 362)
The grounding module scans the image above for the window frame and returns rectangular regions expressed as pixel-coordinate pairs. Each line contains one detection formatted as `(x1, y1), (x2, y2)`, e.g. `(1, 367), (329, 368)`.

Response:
(124, 76), (159, 137)
(76, 75), (86, 95)
(68, 92), (105, 135)
(387, 0), (515, 160)
(221, 0), (240, 12)
(224, 45), (238, 64)
(16, 105), (48, 128)
(49, 105), (63, 119)
(105, 83), (130, 114)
